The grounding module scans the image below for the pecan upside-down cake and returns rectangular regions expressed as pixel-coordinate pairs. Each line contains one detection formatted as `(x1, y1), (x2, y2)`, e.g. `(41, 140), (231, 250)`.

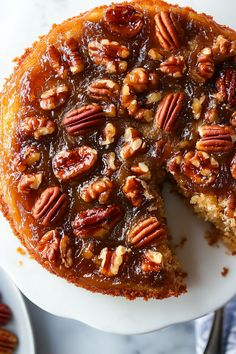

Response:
(1, 0), (236, 300)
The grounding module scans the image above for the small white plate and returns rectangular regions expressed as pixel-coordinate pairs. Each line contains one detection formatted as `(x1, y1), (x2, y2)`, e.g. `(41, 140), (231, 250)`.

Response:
(0, 267), (35, 354)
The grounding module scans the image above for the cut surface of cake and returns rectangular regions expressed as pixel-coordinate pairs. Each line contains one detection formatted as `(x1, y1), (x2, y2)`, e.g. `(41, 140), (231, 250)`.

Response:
(1, 0), (236, 299)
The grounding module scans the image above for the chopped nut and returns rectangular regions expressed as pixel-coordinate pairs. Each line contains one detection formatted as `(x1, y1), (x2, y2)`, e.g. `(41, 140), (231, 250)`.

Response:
(80, 177), (113, 204)
(20, 116), (55, 139)
(146, 92), (162, 104)
(148, 48), (163, 61)
(103, 152), (118, 176)
(82, 242), (95, 260)
(61, 38), (84, 74)
(99, 245), (128, 276)
(121, 68), (158, 122)
(192, 96), (206, 120)
(101, 123), (117, 145)
(38, 230), (60, 262)
(204, 107), (218, 123)
(88, 79), (120, 102)
(196, 47), (214, 80)
(40, 84), (69, 110)
(88, 39), (129, 73)
(47, 45), (67, 78)
(160, 55), (186, 77)
(123, 176), (153, 207)
(120, 127), (146, 160)
(213, 35), (236, 58)
(103, 103), (117, 117)
(16, 146), (41, 172)
(131, 162), (151, 180)
(231, 112), (236, 127)
(141, 250), (163, 272)
(60, 234), (73, 268)
(18, 173), (43, 193)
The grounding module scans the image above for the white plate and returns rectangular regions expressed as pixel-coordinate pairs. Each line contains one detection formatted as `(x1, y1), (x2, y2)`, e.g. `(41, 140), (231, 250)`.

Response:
(0, 267), (35, 354)
(1, 0), (236, 335)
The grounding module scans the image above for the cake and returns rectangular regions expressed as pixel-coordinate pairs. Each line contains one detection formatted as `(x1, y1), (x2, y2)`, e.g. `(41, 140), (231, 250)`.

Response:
(1, 0), (236, 300)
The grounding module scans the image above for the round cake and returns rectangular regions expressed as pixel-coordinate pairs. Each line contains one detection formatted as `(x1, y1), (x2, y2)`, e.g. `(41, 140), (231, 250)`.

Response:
(1, 0), (236, 300)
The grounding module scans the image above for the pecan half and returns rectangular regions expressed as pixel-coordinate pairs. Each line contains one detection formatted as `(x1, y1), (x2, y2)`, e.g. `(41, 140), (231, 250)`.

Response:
(47, 45), (67, 78)
(88, 79), (120, 102)
(141, 250), (163, 272)
(72, 205), (123, 238)
(63, 104), (105, 136)
(230, 153), (236, 179)
(155, 92), (185, 132)
(38, 229), (60, 262)
(174, 150), (219, 186)
(0, 328), (18, 353)
(38, 230), (73, 267)
(128, 217), (166, 248)
(196, 125), (233, 152)
(0, 304), (12, 326)
(18, 173), (43, 194)
(196, 47), (214, 80)
(88, 39), (129, 73)
(40, 84), (69, 110)
(20, 116), (55, 139)
(216, 68), (236, 106)
(123, 176), (153, 207)
(32, 187), (68, 225)
(61, 38), (85, 74)
(53, 146), (97, 181)
(99, 245), (128, 276)
(160, 55), (186, 77)
(80, 177), (113, 204)
(120, 127), (146, 160)
(121, 68), (158, 122)
(155, 11), (182, 50)
(104, 4), (144, 38)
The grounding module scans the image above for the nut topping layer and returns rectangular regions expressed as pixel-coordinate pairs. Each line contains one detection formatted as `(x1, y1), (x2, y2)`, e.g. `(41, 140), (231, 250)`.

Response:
(6, 0), (236, 300)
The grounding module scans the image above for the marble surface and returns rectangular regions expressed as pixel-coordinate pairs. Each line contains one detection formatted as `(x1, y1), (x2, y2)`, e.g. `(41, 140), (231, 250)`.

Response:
(2, 0), (233, 353)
